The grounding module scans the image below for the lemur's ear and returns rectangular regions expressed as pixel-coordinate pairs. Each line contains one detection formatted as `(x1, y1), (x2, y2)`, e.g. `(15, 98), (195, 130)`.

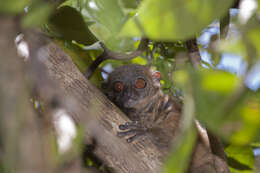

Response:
(152, 71), (162, 81)
(149, 67), (161, 88)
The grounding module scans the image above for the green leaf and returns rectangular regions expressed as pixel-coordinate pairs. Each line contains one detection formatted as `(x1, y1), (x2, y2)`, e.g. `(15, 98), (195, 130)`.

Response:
(201, 70), (241, 93)
(189, 69), (260, 144)
(48, 6), (97, 45)
(247, 28), (260, 59)
(131, 56), (147, 65)
(217, 38), (247, 60)
(120, 0), (234, 40)
(186, 68), (245, 136)
(22, 2), (53, 27)
(225, 145), (255, 173)
(231, 96), (260, 145)
(258, 0), (260, 12)
(0, 0), (32, 14)
(251, 142), (260, 148)
(153, 56), (175, 90)
(82, 0), (125, 34)
(63, 0), (135, 51)
(120, 0), (139, 9)
(174, 70), (189, 87)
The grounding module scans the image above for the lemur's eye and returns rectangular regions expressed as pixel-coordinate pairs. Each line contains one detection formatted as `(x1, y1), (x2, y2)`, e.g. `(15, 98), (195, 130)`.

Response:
(135, 78), (146, 89)
(114, 81), (124, 92)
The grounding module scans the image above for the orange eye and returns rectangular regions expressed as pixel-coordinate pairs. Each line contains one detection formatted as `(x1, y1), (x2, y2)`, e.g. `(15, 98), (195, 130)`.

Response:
(114, 82), (124, 92)
(135, 78), (146, 89)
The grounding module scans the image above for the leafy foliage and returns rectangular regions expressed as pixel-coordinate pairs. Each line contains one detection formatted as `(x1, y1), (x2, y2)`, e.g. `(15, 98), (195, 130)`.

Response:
(225, 145), (255, 173)
(2, 0), (260, 172)
(0, 0), (32, 13)
(121, 0), (234, 40)
(48, 6), (98, 45)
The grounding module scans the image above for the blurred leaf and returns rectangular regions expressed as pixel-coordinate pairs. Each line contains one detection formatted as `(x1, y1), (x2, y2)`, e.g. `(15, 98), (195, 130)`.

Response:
(0, 0), (31, 14)
(62, 0), (136, 51)
(120, 0), (140, 9)
(54, 39), (103, 86)
(202, 70), (241, 93)
(251, 143), (260, 148)
(48, 6), (97, 45)
(131, 56), (147, 65)
(164, 126), (197, 173)
(186, 68), (244, 134)
(225, 145), (255, 173)
(81, 0), (125, 34)
(189, 70), (260, 144)
(174, 70), (189, 87)
(231, 96), (260, 145)
(60, 0), (81, 8)
(247, 28), (260, 59)
(164, 84), (196, 173)
(120, 0), (234, 40)
(258, 0), (260, 12)
(22, 2), (53, 27)
(217, 38), (247, 60)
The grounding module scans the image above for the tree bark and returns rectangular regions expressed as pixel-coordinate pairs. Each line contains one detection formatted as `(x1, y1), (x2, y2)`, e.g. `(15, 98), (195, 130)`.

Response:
(27, 33), (165, 173)
(0, 16), (55, 173)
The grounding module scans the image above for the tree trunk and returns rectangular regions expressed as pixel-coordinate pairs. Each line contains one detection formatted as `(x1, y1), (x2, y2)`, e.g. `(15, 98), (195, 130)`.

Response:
(0, 16), (55, 173)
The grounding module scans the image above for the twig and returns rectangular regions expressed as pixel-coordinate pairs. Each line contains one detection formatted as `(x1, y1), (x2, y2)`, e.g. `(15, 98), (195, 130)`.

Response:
(185, 38), (201, 67)
(84, 38), (149, 79)
(220, 11), (230, 40)
(100, 38), (149, 60)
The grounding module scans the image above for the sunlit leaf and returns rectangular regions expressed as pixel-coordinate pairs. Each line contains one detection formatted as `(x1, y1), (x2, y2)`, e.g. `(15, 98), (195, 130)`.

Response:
(202, 70), (241, 93)
(120, 0), (234, 40)
(63, 0), (136, 51)
(225, 145), (255, 173)
(83, 0), (125, 34)
(174, 70), (189, 87)
(131, 56), (147, 65)
(231, 98), (260, 145)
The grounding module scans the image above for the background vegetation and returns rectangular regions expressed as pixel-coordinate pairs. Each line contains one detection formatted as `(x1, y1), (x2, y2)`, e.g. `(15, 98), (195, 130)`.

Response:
(0, 0), (260, 172)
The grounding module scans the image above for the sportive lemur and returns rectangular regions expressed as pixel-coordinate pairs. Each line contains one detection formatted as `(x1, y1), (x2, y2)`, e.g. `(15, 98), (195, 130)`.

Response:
(102, 64), (230, 173)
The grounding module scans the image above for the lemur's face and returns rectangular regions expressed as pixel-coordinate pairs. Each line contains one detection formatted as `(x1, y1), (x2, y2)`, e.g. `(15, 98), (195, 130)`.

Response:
(102, 64), (161, 109)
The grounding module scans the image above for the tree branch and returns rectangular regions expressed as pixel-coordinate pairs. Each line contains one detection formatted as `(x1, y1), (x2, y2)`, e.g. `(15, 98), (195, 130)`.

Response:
(0, 16), (55, 173)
